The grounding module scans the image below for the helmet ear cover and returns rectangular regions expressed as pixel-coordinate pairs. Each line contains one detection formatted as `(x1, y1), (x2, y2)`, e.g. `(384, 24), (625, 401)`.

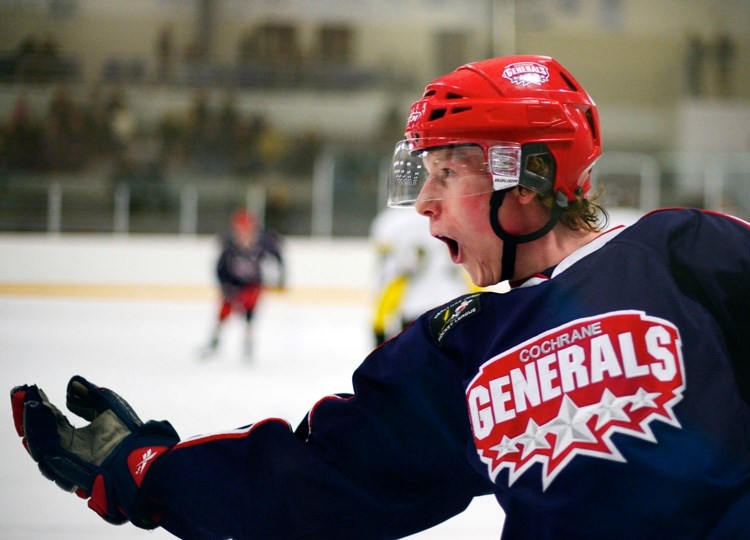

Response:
(519, 142), (556, 198)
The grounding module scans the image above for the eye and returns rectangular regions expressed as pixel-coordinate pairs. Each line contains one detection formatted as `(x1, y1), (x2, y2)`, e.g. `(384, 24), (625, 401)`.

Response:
(427, 168), (452, 187)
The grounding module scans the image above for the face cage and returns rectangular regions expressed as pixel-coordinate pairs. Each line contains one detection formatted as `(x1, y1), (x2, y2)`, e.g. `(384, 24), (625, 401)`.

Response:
(387, 139), (523, 208)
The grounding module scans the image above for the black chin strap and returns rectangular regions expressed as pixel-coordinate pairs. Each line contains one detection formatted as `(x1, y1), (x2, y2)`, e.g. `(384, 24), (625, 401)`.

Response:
(489, 190), (565, 281)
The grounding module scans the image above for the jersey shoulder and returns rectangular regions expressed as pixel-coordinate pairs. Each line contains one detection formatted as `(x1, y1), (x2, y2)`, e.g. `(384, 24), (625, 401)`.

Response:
(619, 207), (750, 247)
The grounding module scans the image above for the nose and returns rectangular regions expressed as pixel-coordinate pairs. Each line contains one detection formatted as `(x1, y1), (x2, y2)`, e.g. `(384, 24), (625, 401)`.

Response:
(415, 189), (438, 216)
(415, 177), (440, 216)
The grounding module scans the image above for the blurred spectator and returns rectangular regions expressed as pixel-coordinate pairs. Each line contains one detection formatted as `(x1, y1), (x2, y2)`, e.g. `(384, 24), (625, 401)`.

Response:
(184, 90), (209, 152)
(155, 24), (175, 84)
(0, 76), (319, 221)
(14, 35), (41, 82)
(216, 91), (240, 171)
(230, 114), (264, 174)
(238, 29), (259, 64)
(283, 130), (321, 176)
(80, 84), (113, 159)
(14, 34), (63, 83)
(157, 110), (186, 169)
(107, 90), (136, 157)
(47, 84), (76, 134)
(256, 117), (286, 173)
(184, 90), (226, 173)
(2, 96), (42, 171)
(40, 84), (88, 171)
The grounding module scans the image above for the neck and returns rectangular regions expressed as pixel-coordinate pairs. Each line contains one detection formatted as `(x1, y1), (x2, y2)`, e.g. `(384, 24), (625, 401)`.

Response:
(513, 225), (599, 280)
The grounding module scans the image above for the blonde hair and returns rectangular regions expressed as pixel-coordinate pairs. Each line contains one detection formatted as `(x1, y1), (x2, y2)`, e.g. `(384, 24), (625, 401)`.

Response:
(527, 155), (608, 232)
(563, 188), (608, 231)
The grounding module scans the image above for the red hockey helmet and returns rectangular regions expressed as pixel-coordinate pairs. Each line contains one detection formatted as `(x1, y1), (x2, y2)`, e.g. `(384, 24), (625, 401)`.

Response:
(231, 209), (257, 231)
(388, 55), (601, 207)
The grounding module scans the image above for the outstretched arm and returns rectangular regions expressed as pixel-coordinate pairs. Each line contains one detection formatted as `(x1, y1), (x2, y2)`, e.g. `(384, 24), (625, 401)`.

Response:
(12, 316), (492, 539)
(148, 318), (492, 538)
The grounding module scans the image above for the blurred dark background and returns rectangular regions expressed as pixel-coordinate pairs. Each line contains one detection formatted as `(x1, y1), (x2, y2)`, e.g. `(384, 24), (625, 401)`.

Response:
(1, 0), (748, 236)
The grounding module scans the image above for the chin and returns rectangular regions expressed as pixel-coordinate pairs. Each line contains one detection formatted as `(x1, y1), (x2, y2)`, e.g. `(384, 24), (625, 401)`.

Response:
(468, 273), (490, 288)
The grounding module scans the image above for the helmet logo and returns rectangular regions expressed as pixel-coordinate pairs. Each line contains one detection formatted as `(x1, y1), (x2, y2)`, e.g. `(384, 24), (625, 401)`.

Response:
(406, 101), (427, 128)
(502, 62), (550, 87)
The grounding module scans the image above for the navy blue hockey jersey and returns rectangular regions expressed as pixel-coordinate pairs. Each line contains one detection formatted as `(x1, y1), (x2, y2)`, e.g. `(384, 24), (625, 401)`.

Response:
(143, 208), (750, 539)
(216, 231), (284, 289)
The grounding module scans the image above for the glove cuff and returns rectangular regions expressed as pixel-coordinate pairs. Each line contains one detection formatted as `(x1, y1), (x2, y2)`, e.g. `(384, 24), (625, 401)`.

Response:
(89, 420), (179, 527)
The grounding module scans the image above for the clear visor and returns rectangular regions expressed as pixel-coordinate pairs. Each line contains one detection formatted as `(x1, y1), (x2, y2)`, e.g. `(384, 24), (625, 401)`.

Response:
(387, 139), (523, 208)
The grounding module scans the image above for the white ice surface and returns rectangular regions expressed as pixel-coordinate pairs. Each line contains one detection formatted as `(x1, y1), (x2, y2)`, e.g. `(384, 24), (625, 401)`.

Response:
(0, 293), (504, 539)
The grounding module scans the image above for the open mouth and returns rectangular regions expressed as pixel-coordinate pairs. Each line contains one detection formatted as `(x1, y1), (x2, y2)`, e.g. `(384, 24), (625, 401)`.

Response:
(436, 235), (460, 263)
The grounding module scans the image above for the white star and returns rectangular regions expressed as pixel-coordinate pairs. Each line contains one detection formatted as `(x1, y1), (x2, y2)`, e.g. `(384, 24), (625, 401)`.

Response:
(546, 395), (598, 458)
(592, 389), (632, 430)
(629, 387), (661, 411)
(490, 435), (519, 458)
(516, 419), (551, 459)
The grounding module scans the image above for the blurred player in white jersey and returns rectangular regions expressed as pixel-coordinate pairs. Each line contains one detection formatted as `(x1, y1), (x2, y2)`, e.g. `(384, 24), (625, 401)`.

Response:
(370, 206), (472, 345)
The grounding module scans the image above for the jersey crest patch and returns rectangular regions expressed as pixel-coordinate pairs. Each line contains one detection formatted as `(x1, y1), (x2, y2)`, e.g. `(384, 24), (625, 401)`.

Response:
(466, 310), (685, 490)
(430, 294), (482, 345)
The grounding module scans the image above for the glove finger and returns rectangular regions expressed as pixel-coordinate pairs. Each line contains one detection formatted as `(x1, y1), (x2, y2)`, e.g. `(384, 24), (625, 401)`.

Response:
(35, 450), (96, 495)
(23, 400), (65, 463)
(24, 397), (98, 493)
(37, 460), (77, 492)
(66, 375), (142, 431)
(10, 384), (44, 438)
(45, 454), (97, 493)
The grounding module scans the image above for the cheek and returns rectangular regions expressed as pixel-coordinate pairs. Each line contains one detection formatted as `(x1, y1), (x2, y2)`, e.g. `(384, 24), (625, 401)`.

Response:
(460, 198), (500, 257)
(464, 196), (493, 234)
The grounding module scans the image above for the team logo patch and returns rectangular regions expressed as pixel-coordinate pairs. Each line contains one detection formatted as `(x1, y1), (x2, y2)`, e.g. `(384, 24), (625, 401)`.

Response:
(502, 62), (550, 87)
(430, 294), (482, 345)
(466, 310), (685, 490)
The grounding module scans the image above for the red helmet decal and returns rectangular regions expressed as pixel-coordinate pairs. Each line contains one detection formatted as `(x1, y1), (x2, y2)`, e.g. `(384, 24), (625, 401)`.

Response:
(501, 62), (550, 87)
(466, 310), (685, 490)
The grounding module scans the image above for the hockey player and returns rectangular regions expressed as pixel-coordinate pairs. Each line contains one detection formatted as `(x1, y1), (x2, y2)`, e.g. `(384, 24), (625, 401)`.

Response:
(200, 208), (285, 359)
(370, 206), (473, 345)
(10, 56), (750, 539)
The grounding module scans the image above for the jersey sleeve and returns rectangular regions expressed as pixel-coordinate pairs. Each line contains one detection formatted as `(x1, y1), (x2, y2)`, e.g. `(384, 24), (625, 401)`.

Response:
(215, 236), (236, 286)
(262, 231), (286, 287)
(661, 209), (750, 403)
(142, 316), (493, 539)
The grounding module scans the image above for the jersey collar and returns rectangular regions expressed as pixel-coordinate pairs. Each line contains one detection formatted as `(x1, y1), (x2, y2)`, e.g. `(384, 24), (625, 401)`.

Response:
(510, 225), (627, 289)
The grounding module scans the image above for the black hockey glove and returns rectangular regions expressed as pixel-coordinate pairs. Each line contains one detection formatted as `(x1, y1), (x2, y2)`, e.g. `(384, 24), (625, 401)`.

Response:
(10, 375), (179, 528)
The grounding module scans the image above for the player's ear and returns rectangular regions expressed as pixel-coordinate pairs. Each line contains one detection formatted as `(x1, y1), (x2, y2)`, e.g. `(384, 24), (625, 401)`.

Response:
(514, 186), (538, 205)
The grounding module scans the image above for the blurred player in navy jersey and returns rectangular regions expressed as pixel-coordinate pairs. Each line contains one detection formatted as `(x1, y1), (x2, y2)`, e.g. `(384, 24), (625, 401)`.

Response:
(11, 55), (750, 539)
(200, 208), (285, 360)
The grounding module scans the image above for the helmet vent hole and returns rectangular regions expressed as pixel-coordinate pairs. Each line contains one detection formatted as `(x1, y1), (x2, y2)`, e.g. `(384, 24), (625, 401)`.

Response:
(585, 108), (598, 140)
(446, 92), (465, 100)
(429, 109), (447, 121)
(559, 72), (578, 92)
